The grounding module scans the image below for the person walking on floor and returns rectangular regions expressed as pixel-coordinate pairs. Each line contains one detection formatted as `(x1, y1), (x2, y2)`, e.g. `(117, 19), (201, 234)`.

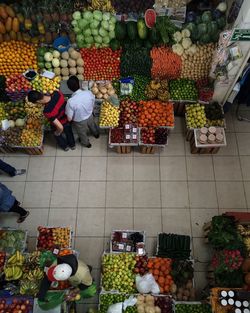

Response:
(27, 90), (75, 151)
(0, 159), (26, 177)
(0, 182), (29, 223)
(66, 76), (99, 148)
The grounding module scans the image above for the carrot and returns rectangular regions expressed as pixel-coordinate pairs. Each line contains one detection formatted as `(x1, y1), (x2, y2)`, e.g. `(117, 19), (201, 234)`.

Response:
(151, 47), (182, 80)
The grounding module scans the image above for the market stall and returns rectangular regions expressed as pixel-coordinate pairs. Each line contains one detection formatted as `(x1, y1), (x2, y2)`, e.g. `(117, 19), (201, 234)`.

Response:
(0, 0), (238, 154)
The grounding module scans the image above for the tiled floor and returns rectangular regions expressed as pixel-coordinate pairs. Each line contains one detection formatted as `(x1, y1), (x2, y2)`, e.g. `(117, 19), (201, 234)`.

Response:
(0, 107), (250, 310)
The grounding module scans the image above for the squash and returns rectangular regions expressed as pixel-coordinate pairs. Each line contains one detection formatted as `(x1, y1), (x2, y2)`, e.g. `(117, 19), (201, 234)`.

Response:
(5, 5), (15, 18)
(12, 17), (19, 32)
(245, 272), (250, 285)
(242, 258), (250, 273)
(0, 21), (6, 34)
(0, 6), (8, 19)
(5, 17), (12, 32)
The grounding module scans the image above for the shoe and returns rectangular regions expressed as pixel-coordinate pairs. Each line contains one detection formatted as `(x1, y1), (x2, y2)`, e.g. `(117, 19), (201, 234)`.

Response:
(84, 143), (92, 148)
(14, 169), (26, 176)
(64, 147), (70, 151)
(70, 146), (76, 150)
(17, 211), (30, 223)
(94, 134), (100, 139)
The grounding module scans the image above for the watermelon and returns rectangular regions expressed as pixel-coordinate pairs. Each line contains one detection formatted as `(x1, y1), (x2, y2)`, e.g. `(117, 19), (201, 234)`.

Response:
(149, 27), (160, 44)
(127, 21), (138, 40)
(115, 22), (127, 41)
(110, 39), (120, 51)
(145, 9), (156, 28)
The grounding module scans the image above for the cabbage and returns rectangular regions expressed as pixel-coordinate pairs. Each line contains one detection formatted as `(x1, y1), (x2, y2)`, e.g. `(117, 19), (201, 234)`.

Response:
(83, 11), (93, 20)
(74, 26), (81, 34)
(91, 28), (99, 36)
(101, 20), (109, 31)
(77, 34), (84, 42)
(93, 10), (102, 21)
(109, 30), (115, 39)
(108, 22), (115, 31)
(85, 36), (94, 44)
(102, 12), (111, 21)
(102, 43), (109, 47)
(99, 27), (108, 37)
(83, 28), (92, 37)
(71, 20), (78, 27)
(90, 20), (100, 29)
(102, 37), (110, 44)
(78, 19), (89, 30)
(110, 16), (116, 24)
(94, 35), (102, 43)
(73, 11), (81, 20)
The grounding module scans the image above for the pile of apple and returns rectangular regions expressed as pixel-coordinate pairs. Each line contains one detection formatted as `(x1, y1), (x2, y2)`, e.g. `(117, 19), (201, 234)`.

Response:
(5, 74), (32, 101)
(185, 103), (206, 129)
(102, 253), (136, 293)
(37, 226), (71, 250)
(119, 98), (138, 126)
(0, 298), (33, 313)
(134, 255), (149, 276)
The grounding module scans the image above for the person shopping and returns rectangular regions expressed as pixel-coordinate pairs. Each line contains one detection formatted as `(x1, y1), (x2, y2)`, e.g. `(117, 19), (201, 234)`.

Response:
(66, 76), (99, 148)
(27, 90), (75, 151)
(0, 159), (26, 177)
(0, 182), (29, 223)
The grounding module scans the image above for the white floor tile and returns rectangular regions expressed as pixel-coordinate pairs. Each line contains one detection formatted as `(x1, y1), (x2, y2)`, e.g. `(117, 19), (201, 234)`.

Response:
(186, 157), (214, 181)
(48, 208), (77, 229)
(27, 157), (55, 181)
(77, 208), (105, 236)
(161, 182), (189, 208)
(82, 135), (108, 156)
(240, 156), (250, 180)
(105, 208), (133, 236)
(107, 157), (133, 181)
(134, 182), (161, 208)
(1, 157), (29, 181)
(217, 133), (238, 156)
(80, 157), (107, 181)
(56, 142), (82, 157)
(20, 208), (49, 236)
(190, 208), (218, 237)
(51, 181), (79, 207)
(188, 182), (218, 208)
(106, 182), (133, 207)
(54, 157), (81, 181)
(23, 182), (52, 208)
(162, 208), (191, 235)
(236, 133), (250, 155)
(213, 156), (242, 181)
(134, 208), (162, 236)
(217, 181), (246, 209)
(79, 182), (106, 207)
(134, 157), (159, 181)
(160, 156), (187, 181)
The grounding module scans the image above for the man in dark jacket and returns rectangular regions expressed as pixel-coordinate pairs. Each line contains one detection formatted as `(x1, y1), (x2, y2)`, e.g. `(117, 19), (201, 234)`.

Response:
(0, 182), (29, 223)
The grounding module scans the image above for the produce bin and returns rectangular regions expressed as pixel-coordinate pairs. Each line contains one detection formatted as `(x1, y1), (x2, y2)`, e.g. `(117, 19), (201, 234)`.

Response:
(110, 229), (146, 255)
(174, 301), (212, 313)
(36, 226), (73, 251)
(0, 296), (34, 313)
(0, 228), (27, 254)
(138, 128), (168, 154)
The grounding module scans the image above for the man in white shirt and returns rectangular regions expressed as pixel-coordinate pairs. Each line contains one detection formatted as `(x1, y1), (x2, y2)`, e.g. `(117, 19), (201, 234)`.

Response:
(66, 76), (99, 148)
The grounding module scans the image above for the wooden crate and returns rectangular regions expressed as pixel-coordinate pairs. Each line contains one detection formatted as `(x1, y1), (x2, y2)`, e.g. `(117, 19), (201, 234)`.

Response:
(140, 146), (156, 154)
(115, 146), (132, 154)
(190, 136), (220, 154)
(186, 129), (194, 141)
(0, 145), (14, 154)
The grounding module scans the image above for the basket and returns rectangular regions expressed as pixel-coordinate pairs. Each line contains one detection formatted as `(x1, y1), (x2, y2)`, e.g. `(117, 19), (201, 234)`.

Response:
(53, 36), (70, 52)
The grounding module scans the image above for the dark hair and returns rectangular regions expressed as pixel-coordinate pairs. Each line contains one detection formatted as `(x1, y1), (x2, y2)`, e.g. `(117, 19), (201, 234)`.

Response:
(28, 90), (43, 103)
(67, 76), (80, 92)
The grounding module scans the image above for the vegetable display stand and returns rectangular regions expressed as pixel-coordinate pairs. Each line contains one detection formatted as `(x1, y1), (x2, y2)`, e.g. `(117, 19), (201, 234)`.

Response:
(140, 145), (157, 154)
(186, 128), (194, 141)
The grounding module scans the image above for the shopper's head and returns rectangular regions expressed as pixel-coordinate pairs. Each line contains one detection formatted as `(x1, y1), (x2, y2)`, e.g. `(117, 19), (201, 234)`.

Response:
(28, 90), (46, 104)
(67, 76), (80, 92)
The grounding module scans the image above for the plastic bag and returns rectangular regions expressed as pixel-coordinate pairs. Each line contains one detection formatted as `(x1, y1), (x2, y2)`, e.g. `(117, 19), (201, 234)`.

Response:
(120, 77), (134, 96)
(136, 273), (160, 294)
(107, 296), (137, 313)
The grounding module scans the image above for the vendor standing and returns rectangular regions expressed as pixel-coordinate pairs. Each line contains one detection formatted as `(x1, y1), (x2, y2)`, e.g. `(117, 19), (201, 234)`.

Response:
(27, 90), (75, 151)
(66, 76), (99, 148)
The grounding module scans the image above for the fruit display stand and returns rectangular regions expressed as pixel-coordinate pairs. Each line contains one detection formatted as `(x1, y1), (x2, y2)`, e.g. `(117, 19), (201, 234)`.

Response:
(0, 296), (34, 313)
(139, 128), (169, 155)
(108, 127), (139, 154)
(0, 228), (27, 255)
(36, 226), (72, 251)
(110, 230), (146, 255)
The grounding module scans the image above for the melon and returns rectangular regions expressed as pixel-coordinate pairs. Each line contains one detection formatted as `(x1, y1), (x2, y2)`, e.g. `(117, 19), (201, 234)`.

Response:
(145, 9), (156, 28)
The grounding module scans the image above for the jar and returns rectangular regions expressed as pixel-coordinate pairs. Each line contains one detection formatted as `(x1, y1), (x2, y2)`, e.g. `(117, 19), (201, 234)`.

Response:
(199, 134), (207, 144)
(216, 133), (224, 143)
(228, 291), (235, 298)
(235, 309), (242, 313)
(228, 299), (235, 305)
(221, 299), (228, 306)
(208, 134), (215, 144)
(208, 126), (216, 135)
(236, 301), (242, 308)
(200, 127), (208, 135)
(221, 290), (228, 298)
(243, 301), (249, 308)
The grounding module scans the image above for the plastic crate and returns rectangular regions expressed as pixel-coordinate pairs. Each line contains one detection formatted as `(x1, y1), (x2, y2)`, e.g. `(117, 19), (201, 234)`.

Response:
(110, 229), (146, 254)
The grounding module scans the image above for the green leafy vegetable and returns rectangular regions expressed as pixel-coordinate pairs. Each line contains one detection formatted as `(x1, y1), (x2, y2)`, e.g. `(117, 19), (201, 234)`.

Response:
(155, 16), (177, 45)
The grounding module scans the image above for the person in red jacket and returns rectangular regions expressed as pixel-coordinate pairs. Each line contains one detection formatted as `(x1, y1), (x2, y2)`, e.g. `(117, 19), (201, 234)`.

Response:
(28, 90), (75, 151)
